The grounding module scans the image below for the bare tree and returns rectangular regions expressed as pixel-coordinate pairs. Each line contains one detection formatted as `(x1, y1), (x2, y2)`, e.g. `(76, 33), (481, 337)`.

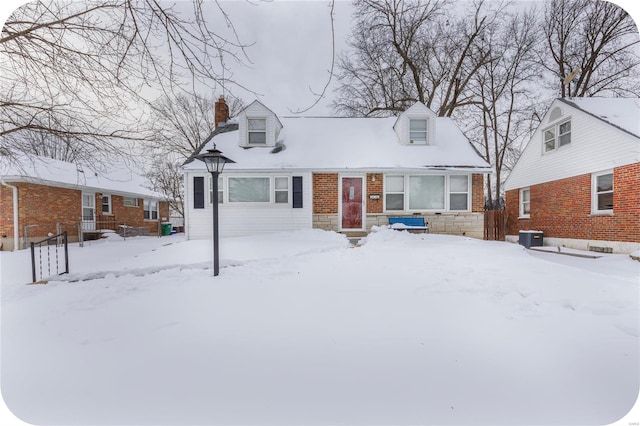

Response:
(6, 129), (96, 164)
(144, 92), (245, 220)
(541, 0), (640, 97)
(145, 160), (184, 223)
(147, 93), (245, 159)
(465, 7), (541, 208)
(332, 0), (498, 117)
(0, 0), (250, 168)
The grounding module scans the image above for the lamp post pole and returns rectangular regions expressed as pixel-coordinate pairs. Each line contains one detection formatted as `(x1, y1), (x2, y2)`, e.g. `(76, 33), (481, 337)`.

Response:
(195, 146), (235, 277)
(211, 170), (220, 276)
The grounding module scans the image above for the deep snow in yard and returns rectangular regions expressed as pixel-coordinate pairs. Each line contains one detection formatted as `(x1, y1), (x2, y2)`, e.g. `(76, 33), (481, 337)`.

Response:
(1, 228), (638, 425)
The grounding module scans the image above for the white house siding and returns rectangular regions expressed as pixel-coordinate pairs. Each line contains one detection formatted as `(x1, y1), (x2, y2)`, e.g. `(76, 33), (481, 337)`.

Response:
(185, 171), (313, 239)
(504, 101), (640, 191)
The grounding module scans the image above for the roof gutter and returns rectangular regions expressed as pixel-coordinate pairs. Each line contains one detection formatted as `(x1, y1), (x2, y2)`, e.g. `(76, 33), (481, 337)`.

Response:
(1, 178), (19, 251)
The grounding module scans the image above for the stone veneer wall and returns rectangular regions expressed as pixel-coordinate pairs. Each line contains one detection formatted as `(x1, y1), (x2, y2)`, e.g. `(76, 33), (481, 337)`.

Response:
(313, 212), (484, 239)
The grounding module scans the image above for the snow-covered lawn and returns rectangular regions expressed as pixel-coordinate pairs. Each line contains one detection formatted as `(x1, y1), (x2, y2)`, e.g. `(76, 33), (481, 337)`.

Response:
(1, 228), (638, 425)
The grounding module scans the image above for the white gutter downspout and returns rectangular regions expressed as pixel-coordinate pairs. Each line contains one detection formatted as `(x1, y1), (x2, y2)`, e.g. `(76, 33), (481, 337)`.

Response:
(1, 179), (19, 251)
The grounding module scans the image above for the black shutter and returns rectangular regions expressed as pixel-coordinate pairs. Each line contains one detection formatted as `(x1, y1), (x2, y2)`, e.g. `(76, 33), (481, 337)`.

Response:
(292, 176), (303, 208)
(193, 176), (205, 209)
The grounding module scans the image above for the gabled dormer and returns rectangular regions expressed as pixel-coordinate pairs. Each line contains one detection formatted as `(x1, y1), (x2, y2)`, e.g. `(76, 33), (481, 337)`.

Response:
(238, 100), (283, 147)
(393, 101), (437, 145)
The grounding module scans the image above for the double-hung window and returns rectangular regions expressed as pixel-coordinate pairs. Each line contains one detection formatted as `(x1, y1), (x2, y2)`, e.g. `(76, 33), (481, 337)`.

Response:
(544, 119), (571, 152)
(520, 188), (530, 218)
(209, 176), (223, 204)
(101, 194), (112, 214)
(144, 199), (158, 220)
(449, 175), (469, 211)
(274, 177), (289, 204)
(248, 118), (267, 144)
(409, 119), (428, 144)
(592, 171), (613, 214)
(385, 175), (405, 211)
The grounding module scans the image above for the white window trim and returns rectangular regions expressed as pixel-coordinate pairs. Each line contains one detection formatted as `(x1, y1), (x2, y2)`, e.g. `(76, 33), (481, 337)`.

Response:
(274, 176), (290, 205)
(383, 174), (471, 213)
(408, 118), (428, 145)
(519, 188), (530, 218)
(208, 175), (224, 204)
(592, 170), (613, 215)
(246, 117), (268, 146)
(383, 175), (405, 212)
(225, 176), (292, 205)
(143, 199), (159, 220)
(542, 117), (571, 153)
(101, 194), (112, 215)
(123, 196), (139, 207)
(448, 175), (470, 211)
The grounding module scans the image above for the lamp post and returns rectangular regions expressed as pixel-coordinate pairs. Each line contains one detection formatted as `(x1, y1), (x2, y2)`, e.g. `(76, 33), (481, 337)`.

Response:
(195, 146), (235, 276)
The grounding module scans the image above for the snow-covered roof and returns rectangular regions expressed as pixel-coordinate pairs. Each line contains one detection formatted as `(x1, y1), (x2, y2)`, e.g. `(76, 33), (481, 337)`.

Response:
(1, 155), (163, 199)
(183, 116), (491, 173)
(559, 97), (640, 137)
(504, 97), (640, 191)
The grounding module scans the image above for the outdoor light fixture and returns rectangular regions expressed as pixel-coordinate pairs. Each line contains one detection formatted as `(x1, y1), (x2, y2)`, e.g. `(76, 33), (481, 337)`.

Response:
(195, 145), (235, 276)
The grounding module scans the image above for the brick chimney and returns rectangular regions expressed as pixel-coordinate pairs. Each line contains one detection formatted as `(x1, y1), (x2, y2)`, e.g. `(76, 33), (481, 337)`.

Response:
(214, 96), (229, 128)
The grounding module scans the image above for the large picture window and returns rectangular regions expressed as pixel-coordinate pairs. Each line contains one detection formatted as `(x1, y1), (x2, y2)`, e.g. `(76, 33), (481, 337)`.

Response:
(384, 175), (470, 211)
(229, 177), (270, 202)
(409, 176), (445, 210)
(592, 171), (613, 214)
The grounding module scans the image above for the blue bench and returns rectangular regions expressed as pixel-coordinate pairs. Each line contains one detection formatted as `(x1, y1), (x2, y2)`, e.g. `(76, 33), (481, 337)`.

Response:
(388, 216), (429, 233)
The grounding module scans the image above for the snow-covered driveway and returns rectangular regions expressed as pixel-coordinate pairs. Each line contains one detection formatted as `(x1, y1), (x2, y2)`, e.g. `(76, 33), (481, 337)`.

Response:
(1, 229), (638, 425)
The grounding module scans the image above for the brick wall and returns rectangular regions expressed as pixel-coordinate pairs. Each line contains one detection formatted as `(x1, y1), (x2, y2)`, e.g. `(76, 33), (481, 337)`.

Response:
(1, 183), (82, 250)
(472, 173), (484, 212)
(313, 173), (338, 214)
(505, 163), (639, 243)
(99, 193), (170, 235)
(1, 183), (170, 250)
(366, 173), (383, 214)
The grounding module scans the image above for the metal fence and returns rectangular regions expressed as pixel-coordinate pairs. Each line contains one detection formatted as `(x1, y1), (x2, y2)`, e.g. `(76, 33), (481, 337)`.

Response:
(30, 231), (69, 283)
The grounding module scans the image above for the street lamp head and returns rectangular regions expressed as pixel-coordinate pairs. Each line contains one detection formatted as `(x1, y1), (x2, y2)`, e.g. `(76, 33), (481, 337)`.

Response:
(195, 145), (235, 174)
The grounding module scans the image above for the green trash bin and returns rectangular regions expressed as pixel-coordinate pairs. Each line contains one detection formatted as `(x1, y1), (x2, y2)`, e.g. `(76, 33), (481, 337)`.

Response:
(161, 222), (172, 236)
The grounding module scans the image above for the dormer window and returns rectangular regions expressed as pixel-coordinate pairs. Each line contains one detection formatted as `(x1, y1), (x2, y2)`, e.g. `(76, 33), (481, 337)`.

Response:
(409, 119), (428, 144)
(543, 119), (571, 152)
(248, 118), (267, 144)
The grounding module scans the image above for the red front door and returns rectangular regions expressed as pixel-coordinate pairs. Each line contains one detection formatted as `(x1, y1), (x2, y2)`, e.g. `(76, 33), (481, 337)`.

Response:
(341, 177), (363, 229)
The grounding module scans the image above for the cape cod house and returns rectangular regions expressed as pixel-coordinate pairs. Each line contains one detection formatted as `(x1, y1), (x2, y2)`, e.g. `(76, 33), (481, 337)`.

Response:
(182, 98), (491, 240)
(504, 97), (640, 254)
(1, 156), (169, 251)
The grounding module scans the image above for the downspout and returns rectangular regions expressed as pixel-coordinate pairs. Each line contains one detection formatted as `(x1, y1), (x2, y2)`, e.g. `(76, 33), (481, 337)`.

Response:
(0, 179), (19, 251)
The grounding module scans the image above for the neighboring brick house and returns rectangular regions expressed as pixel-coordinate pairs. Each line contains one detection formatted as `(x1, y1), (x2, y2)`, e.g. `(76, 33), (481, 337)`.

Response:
(1, 156), (169, 251)
(504, 97), (640, 254)
(182, 98), (491, 240)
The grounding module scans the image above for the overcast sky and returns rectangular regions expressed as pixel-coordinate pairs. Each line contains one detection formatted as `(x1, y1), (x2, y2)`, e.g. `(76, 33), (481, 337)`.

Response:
(1, 0), (639, 117)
